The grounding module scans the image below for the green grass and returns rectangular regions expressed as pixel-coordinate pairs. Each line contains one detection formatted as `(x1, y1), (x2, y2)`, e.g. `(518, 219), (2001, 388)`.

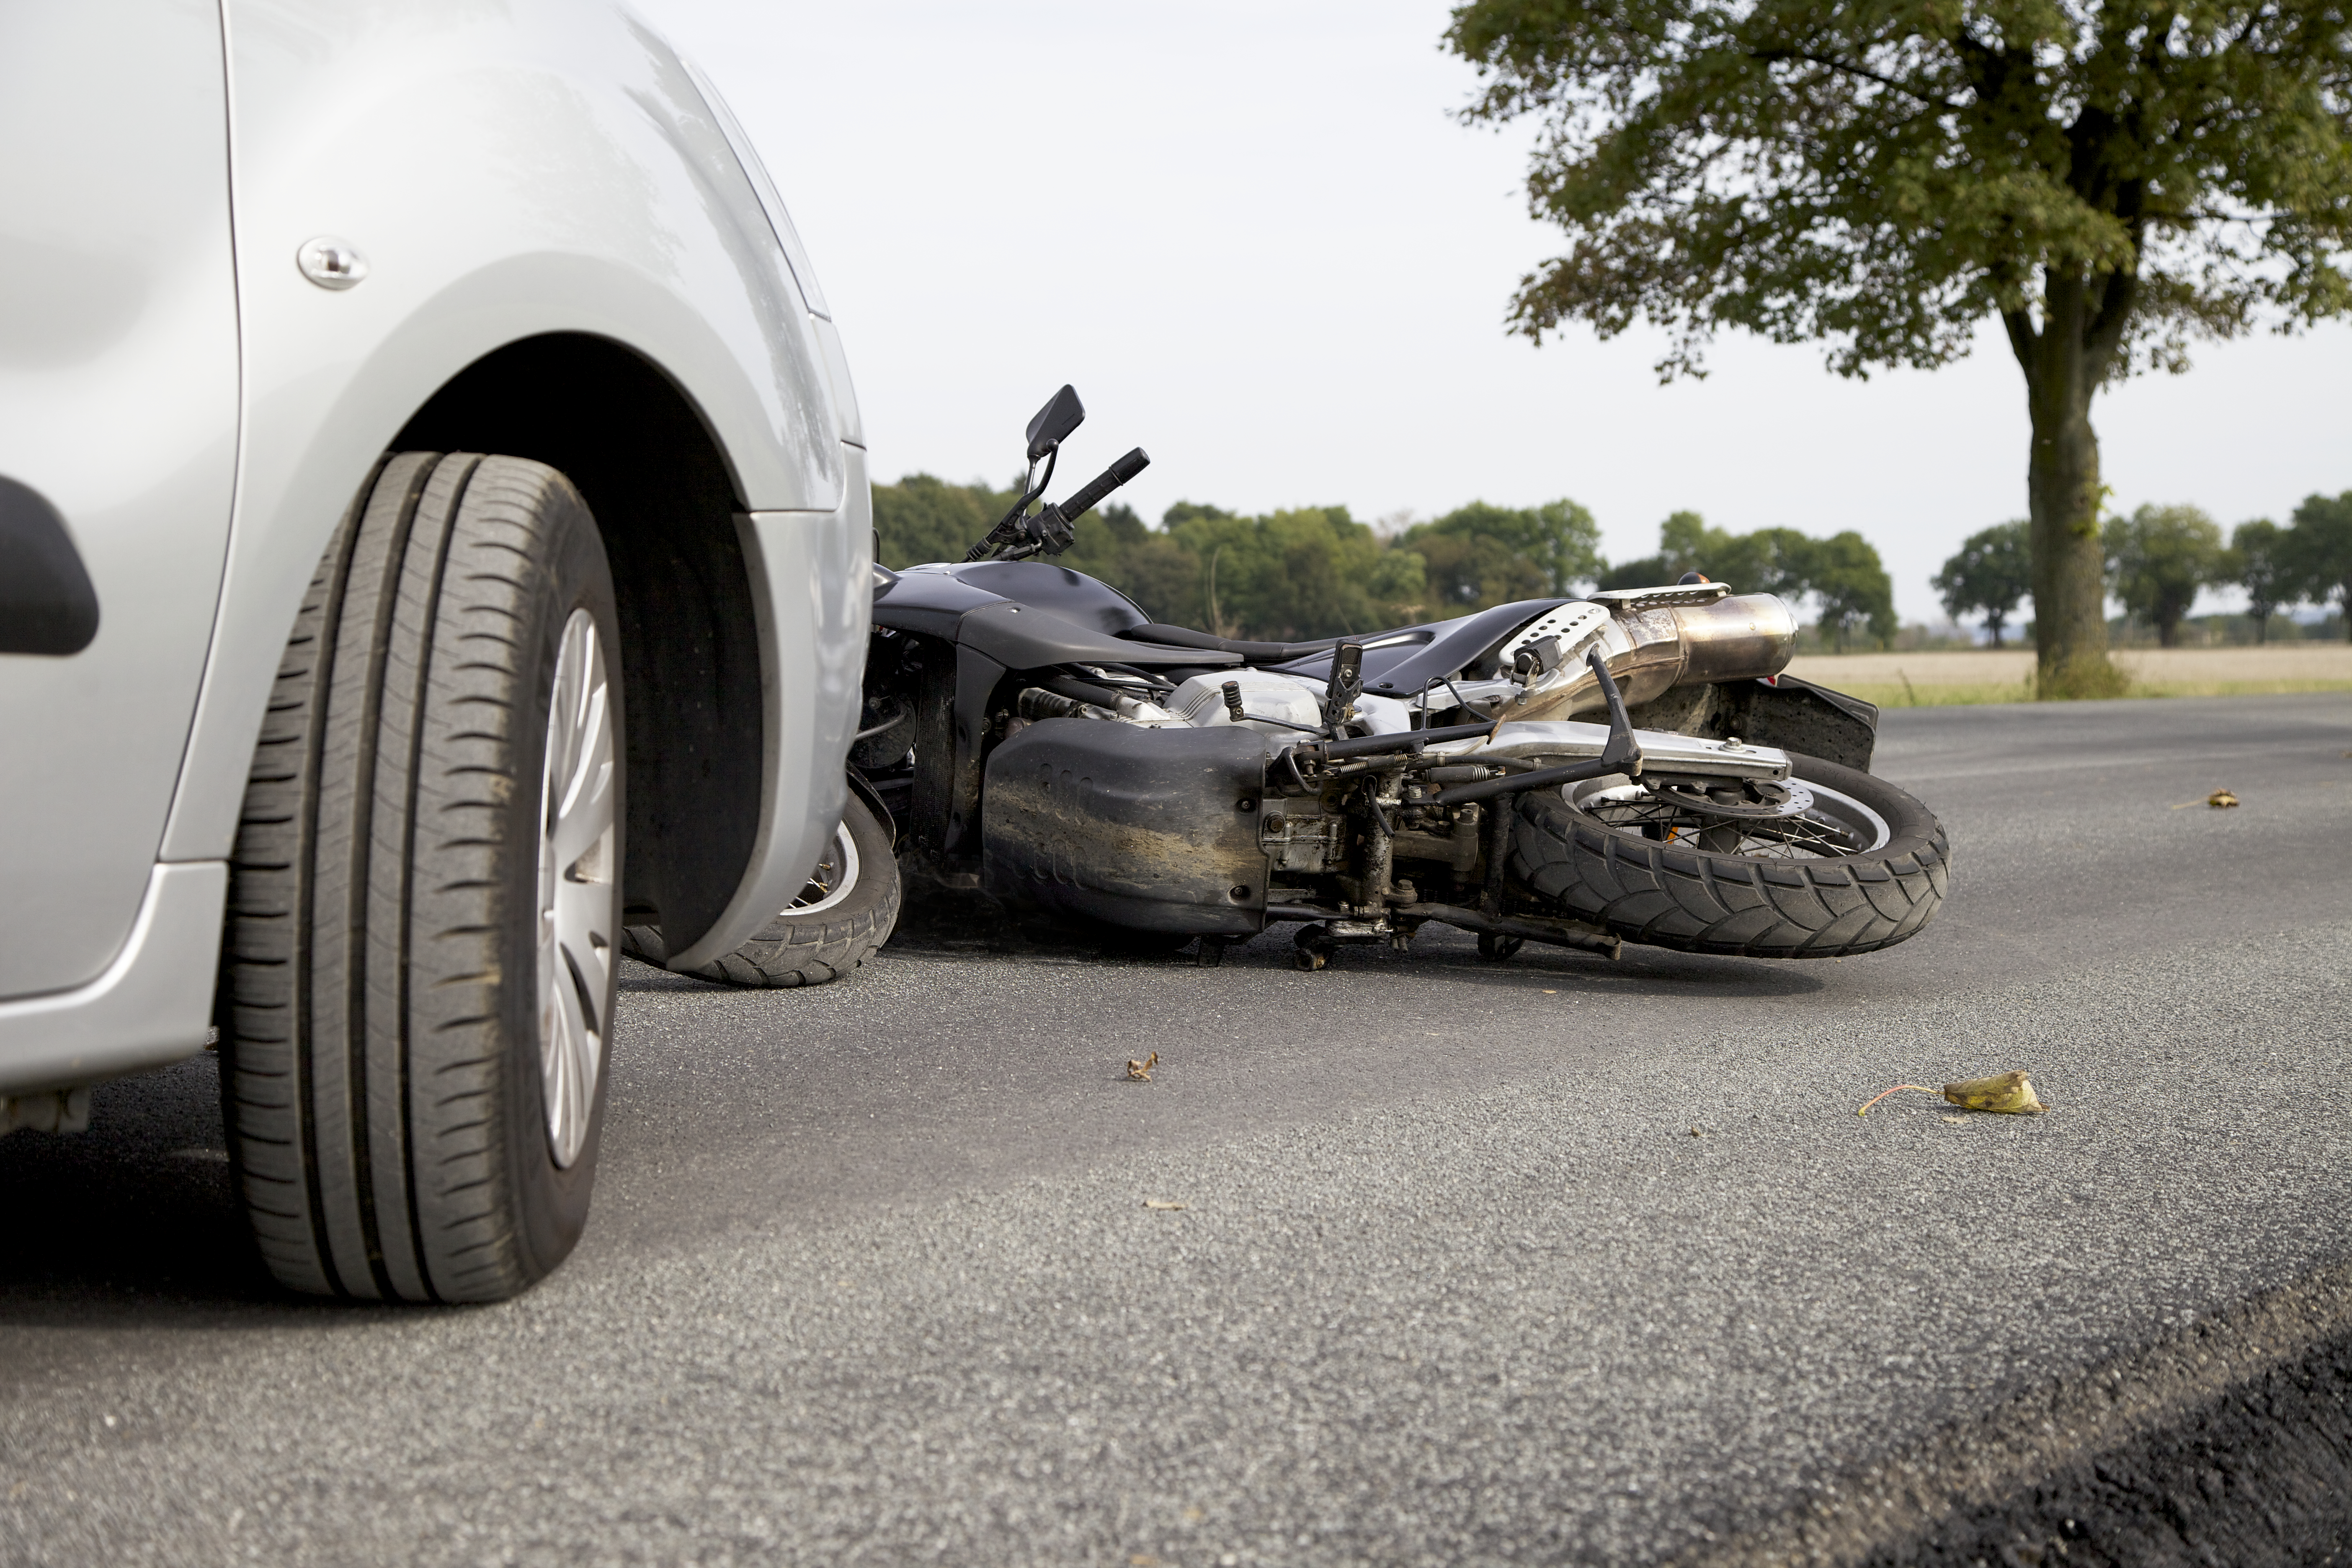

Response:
(1836, 678), (2352, 709)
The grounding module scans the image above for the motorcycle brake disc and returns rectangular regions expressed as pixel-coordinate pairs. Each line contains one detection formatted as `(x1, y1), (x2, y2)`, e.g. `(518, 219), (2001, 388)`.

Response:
(1645, 779), (1815, 820)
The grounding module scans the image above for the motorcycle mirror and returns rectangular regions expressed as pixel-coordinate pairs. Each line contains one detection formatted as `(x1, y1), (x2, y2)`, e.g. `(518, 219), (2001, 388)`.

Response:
(1024, 384), (1086, 461)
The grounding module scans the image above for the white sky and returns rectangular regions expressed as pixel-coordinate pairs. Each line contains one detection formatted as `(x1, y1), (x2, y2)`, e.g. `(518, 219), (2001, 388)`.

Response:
(639, 0), (2349, 626)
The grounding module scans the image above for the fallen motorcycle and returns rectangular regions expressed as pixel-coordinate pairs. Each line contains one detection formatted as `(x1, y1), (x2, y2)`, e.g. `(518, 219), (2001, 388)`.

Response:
(639, 385), (1949, 980)
(860, 385), (1947, 970)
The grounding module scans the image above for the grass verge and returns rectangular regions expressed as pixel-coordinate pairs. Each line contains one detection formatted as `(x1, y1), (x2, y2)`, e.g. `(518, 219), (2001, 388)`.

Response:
(1833, 677), (2352, 709)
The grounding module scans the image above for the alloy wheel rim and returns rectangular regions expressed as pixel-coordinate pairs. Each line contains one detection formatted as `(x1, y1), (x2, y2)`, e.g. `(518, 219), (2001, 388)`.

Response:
(536, 608), (616, 1169)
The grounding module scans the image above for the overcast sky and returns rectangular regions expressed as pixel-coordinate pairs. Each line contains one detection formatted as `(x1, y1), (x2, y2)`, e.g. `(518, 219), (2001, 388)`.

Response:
(638, 0), (2348, 626)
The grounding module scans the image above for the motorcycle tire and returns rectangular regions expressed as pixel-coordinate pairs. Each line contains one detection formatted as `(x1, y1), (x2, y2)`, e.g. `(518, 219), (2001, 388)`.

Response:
(1509, 752), (1948, 959)
(621, 792), (900, 986)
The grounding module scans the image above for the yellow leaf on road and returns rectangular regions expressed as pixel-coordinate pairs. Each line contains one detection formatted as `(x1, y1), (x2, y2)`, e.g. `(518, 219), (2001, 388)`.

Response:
(1941, 1070), (2048, 1114)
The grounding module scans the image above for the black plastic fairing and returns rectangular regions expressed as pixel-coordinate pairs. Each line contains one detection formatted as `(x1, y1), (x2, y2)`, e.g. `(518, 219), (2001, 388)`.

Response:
(947, 559), (1148, 634)
(1622, 673), (1881, 771)
(957, 601), (1239, 671)
(872, 563), (1010, 639)
(983, 720), (1272, 935)
(874, 562), (1228, 668)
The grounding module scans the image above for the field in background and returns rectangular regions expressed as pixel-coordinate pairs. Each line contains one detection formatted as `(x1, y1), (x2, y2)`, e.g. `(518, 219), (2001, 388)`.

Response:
(1784, 645), (2352, 707)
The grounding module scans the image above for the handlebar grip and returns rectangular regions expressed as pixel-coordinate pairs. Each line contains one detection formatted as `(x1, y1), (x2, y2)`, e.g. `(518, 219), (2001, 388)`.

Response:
(1057, 447), (1150, 522)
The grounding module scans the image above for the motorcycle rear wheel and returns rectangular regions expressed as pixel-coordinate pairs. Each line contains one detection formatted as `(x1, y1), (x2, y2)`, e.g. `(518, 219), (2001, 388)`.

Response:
(1509, 752), (1948, 958)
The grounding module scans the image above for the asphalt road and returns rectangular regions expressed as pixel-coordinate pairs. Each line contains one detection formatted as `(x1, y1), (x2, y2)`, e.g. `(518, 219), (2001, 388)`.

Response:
(4, 693), (2349, 1566)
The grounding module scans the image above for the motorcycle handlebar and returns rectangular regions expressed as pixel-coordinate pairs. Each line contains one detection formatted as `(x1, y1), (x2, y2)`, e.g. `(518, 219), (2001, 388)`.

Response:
(1058, 447), (1150, 522)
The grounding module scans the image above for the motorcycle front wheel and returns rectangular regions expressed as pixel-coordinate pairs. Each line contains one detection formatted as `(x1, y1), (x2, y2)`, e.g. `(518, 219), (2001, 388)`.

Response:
(1509, 752), (1948, 959)
(621, 792), (901, 986)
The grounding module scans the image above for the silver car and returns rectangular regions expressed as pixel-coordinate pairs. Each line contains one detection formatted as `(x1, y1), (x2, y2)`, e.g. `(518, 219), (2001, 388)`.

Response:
(0, 0), (870, 1301)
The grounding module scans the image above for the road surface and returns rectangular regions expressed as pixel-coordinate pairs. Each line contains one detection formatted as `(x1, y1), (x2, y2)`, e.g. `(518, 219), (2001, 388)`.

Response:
(5, 693), (2349, 1565)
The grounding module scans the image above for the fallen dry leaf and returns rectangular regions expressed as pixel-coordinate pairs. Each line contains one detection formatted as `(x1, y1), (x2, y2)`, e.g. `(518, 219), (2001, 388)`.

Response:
(1126, 1051), (1159, 1082)
(2207, 788), (2239, 809)
(1142, 1199), (1187, 1212)
(1942, 1070), (2048, 1114)
(1859, 1070), (2048, 1117)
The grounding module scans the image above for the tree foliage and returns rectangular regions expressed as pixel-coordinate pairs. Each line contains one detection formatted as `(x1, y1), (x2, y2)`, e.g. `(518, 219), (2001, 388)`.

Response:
(872, 472), (1019, 571)
(1602, 511), (1898, 647)
(1159, 505), (1421, 640)
(2105, 502), (2227, 645)
(1446, 0), (2352, 691)
(872, 479), (1608, 641)
(1445, 0), (2352, 378)
(2226, 517), (2294, 641)
(1933, 521), (2035, 645)
(1398, 499), (1605, 601)
(2288, 490), (2352, 638)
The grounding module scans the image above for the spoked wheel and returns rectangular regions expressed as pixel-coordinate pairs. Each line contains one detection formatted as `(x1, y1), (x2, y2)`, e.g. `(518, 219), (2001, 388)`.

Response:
(621, 791), (900, 986)
(1510, 752), (1948, 958)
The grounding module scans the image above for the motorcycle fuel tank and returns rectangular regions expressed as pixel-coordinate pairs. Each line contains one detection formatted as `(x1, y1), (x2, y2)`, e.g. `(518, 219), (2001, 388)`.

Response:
(983, 719), (1271, 935)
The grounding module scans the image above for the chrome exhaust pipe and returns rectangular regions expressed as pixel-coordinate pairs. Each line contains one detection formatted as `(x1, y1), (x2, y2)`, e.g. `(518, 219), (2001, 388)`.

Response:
(1505, 588), (1796, 721)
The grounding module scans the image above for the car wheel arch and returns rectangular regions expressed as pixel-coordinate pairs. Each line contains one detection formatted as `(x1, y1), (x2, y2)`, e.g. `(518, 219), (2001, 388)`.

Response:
(394, 330), (766, 954)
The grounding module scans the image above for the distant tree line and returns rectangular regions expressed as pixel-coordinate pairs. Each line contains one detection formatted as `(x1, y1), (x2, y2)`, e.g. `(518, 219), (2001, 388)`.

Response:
(872, 476), (1897, 646)
(1934, 493), (2352, 648)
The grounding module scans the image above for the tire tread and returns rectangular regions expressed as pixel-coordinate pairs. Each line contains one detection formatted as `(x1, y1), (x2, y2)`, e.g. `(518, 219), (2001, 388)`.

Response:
(223, 453), (616, 1302)
(1509, 753), (1950, 959)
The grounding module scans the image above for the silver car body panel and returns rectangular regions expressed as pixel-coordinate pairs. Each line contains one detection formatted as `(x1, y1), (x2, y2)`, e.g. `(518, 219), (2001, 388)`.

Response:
(0, 0), (240, 998)
(0, 0), (867, 1090)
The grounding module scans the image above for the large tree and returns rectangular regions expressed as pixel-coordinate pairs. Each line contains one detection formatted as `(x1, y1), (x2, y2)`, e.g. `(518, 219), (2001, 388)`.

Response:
(1446, 0), (2352, 696)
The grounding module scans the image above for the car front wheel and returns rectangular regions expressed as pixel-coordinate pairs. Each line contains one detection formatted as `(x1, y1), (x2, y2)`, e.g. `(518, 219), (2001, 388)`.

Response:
(221, 452), (623, 1302)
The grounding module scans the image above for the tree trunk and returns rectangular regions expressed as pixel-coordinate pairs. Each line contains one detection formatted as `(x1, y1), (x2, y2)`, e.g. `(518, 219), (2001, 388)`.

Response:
(2009, 275), (2126, 699)
(1986, 618), (2005, 649)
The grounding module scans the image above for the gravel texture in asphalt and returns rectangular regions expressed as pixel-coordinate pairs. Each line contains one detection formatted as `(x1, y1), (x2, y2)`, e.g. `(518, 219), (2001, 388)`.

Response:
(2, 693), (2347, 1566)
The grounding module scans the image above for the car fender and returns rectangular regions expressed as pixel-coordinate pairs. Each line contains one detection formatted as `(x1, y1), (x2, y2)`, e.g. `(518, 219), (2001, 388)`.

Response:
(160, 0), (864, 965)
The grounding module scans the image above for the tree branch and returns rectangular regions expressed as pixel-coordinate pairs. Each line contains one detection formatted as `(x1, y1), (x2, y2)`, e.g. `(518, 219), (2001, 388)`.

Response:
(1746, 46), (1963, 110)
(2084, 246), (2140, 382)
(2001, 307), (2040, 374)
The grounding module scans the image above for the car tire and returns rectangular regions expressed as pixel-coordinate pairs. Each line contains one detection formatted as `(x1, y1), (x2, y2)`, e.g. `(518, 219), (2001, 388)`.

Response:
(220, 452), (624, 1302)
(619, 791), (899, 986)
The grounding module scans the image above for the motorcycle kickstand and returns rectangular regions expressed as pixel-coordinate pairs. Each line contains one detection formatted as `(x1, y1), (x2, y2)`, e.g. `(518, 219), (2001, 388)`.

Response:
(1195, 934), (1229, 968)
